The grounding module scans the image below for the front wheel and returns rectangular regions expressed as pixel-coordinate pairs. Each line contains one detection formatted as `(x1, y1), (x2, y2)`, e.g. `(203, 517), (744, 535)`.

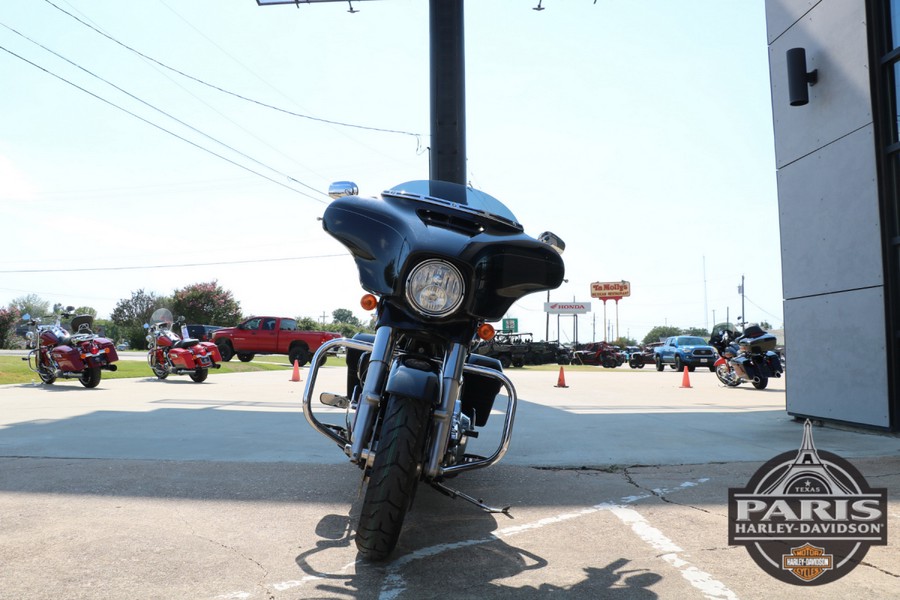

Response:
(716, 364), (741, 387)
(356, 394), (430, 561)
(237, 353), (254, 362)
(79, 366), (101, 388)
(655, 357), (664, 371)
(190, 368), (208, 383)
(38, 366), (57, 385)
(218, 343), (234, 362)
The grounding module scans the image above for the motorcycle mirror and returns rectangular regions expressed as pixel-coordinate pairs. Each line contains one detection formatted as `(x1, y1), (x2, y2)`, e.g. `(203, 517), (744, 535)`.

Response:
(538, 231), (566, 254)
(143, 323), (150, 329)
(66, 306), (75, 312)
(22, 314), (31, 321)
(328, 181), (359, 199)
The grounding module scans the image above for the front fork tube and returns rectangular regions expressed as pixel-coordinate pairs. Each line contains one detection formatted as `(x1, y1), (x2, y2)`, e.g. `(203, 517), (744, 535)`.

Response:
(424, 343), (467, 479)
(348, 326), (394, 464)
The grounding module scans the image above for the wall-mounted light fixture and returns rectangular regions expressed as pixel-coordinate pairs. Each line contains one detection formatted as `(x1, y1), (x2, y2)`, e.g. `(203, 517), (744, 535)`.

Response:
(786, 48), (818, 107)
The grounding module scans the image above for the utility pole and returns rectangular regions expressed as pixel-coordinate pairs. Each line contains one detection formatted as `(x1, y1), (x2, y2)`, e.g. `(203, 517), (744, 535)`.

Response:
(739, 274), (746, 331)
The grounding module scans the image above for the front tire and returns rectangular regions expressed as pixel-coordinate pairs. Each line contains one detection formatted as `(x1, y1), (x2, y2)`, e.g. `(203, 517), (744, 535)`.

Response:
(356, 394), (430, 561)
(655, 357), (664, 371)
(237, 353), (254, 362)
(218, 343), (234, 362)
(190, 368), (208, 383)
(79, 366), (101, 388)
(38, 367), (57, 385)
(716, 364), (741, 387)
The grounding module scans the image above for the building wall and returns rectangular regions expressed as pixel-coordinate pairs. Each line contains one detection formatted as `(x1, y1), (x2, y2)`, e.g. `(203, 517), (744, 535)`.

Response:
(766, 0), (890, 426)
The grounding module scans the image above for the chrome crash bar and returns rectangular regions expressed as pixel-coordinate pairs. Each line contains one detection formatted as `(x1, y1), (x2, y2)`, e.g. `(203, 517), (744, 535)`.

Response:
(301, 337), (519, 477)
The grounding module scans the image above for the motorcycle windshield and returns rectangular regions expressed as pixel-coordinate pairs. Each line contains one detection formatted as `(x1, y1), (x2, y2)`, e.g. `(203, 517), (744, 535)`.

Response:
(383, 181), (523, 232)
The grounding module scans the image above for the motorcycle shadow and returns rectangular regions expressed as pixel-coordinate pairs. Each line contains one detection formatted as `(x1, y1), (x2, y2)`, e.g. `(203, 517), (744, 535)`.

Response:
(294, 489), (661, 599)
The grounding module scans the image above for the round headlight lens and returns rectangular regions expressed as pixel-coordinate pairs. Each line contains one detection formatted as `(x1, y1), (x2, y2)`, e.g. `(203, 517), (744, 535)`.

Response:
(405, 260), (465, 317)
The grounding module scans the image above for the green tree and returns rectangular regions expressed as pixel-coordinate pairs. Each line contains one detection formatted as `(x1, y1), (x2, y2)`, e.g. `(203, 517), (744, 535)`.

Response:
(296, 317), (321, 331)
(0, 306), (20, 349)
(642, 325), (682, 346)
(74, 306), (98, 318)
(9, 294), (49, 319)
(332, 308), (361, 327)
(683, 327), (709, 338)
(171, 280), (242, 325)
(111, 289), (169, 350)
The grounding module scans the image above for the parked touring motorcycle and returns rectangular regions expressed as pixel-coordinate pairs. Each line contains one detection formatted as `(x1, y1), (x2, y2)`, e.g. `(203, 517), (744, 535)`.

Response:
(302, 180), (565, 559)
(21, 308), (119, 388)
(144, 309), (221, 382)
(709, 325), (783, 390)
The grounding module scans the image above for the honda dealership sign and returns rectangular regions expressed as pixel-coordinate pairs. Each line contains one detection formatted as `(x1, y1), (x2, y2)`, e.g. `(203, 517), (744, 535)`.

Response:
(544, 302), (591, 314)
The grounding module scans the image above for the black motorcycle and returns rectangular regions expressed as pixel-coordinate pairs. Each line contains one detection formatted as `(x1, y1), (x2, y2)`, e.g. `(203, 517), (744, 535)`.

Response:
(302, 180), (565, 560)
(709, 325), (783, 390)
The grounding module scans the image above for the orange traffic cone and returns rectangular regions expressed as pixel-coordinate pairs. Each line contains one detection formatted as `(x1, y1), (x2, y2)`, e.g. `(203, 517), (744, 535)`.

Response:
(680, 366), (692, 388)
(555, 366), (569, 388)
(290, 359), (302, 382)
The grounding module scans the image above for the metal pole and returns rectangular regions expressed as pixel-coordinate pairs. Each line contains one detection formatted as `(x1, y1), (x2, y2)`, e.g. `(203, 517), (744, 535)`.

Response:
(429, 0), (466, 184)
(615, 299), (619, 341)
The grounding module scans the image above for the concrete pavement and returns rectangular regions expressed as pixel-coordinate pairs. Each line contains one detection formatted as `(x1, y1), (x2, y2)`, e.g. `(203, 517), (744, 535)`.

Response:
(0, 366), (898, 599)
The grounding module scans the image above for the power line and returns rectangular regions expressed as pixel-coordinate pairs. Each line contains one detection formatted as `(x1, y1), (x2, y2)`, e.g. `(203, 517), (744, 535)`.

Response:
(0, 253), (348, 274)
(43, 0), (424, 147)
(0, 23), (329, 203)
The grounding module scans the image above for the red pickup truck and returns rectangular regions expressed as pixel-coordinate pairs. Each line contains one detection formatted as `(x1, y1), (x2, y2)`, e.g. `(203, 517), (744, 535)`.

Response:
(211, 316), (340, 366)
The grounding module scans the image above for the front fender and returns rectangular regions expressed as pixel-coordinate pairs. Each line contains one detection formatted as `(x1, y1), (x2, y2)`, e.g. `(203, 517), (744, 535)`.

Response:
(714, 357), (727, 367)
(385, 361), (440, 402)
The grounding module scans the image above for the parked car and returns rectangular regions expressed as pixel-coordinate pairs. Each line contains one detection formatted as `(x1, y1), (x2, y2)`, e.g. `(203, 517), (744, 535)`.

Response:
(653, 336), (718, 372)
(211, 316), (340, 365)
(185, 324), (223, 343)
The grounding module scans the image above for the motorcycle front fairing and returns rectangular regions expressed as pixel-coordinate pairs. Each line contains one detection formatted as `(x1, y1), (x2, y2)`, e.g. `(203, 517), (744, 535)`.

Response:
(322, 182), (565, 327)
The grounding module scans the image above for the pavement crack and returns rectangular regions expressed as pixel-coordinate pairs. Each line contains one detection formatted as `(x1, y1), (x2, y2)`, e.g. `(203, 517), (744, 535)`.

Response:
(860, 560), (900, 578)
(622, 468), (713, 514)
(177, 515), (274, 598)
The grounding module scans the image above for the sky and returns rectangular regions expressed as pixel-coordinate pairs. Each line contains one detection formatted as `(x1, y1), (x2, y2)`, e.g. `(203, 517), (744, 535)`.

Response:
(0, 0), (781, 344)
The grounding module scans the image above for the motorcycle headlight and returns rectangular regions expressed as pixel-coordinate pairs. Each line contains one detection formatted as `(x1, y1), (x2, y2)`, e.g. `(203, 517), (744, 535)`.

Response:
(405, 259), (465, 317)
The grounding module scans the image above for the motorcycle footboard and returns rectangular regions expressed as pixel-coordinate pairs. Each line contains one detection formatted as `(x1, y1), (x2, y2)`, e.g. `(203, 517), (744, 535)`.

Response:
(302, 337), (373, 449)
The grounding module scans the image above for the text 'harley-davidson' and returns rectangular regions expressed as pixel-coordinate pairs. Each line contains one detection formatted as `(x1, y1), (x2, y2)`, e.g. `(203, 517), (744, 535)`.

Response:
(144, 309), (222, 383)
(302, 180), (566, 560)
(21, 308), (119, 388)
(709, 325), (783, 390)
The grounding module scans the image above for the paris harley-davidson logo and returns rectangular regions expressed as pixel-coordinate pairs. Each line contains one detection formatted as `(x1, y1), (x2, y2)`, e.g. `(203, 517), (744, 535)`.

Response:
(728, 420), (888, 585)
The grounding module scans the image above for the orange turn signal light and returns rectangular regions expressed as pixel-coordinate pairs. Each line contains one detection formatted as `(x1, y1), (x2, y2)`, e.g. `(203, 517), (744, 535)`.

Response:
(477, 323), (495, 341)
(360, 294), (378, 311)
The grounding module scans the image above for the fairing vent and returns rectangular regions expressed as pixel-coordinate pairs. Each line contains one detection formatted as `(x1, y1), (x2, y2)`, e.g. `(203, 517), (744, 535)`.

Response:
(417, 209), (485, 236)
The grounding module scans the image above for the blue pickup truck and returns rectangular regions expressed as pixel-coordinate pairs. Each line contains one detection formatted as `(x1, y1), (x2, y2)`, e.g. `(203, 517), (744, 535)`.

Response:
(653, 335), (718, 372)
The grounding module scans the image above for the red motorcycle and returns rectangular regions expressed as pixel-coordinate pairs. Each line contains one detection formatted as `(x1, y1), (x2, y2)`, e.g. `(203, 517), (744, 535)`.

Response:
(21, 308), (119, 388)
(145, 309), (221, 382)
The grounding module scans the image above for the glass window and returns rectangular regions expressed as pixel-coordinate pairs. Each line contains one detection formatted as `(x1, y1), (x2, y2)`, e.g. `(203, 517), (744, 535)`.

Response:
(280, 318), (297, 331)
(892, 0), (900, 49)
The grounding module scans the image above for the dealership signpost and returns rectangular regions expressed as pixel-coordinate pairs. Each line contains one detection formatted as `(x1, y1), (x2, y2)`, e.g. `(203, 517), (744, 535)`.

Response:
(544, 301), (591, 345)
(591, 281), (631, 341)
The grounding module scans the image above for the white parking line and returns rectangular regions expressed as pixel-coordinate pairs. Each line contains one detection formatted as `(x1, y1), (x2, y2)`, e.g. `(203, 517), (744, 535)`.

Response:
(220, 477), (736, 599)
(607, 505), (738, 599)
